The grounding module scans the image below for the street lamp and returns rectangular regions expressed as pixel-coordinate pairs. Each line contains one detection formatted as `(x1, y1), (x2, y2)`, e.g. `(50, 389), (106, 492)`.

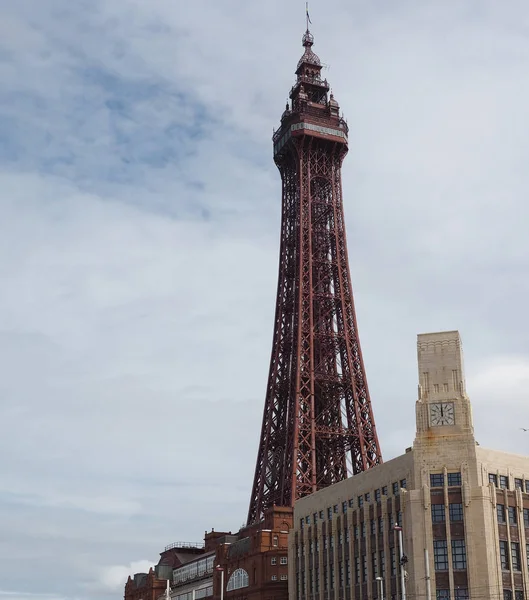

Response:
(376, 576), (384, 600)
(215, 565), (225, 600)
(393, 525), (407, 600)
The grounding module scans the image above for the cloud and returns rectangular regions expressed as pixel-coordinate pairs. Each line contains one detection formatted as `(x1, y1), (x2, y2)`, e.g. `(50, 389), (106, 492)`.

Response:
(0, 594), (72, 600)
(97, 560), (155, 592)
(2, 1), (529, 599)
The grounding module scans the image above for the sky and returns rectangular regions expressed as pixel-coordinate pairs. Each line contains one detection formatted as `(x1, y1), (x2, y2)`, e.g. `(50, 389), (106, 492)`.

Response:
(1, 0), (529, 598)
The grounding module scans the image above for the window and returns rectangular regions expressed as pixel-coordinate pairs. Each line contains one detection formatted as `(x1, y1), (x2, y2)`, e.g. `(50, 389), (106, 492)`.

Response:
(400, 478), (407, 489)
(313, 512), (318, 524)
(358, 496), (364, 508)
(436, 590), (450, 600)
(515, 591), (524, 600)
(309, 541), (313, 555)
(280, 574), (288, 581)
(500, 475), (509, 490)
(449, 503), (463, 522)
(432, 504), (445, 523)
(433, 540), (449, 571)
(372, 552), (377, 578)
(447, 472), (462, 486)
(361, 522), (366, 538)
(305, 515), (310, 525)
(511, 542), (521, 571)
(345, 528), (350, 543)
(329, 534), (334, 549)
(389, 513), (394, 529)
(323, 536), (327, 549)
(365, 492), (371, 502)
(271, 557), (277, 565)
(338, 531), (343, 545)
(227, 569), (250, 591)
(390, 547), (396, 575)
(327, 507), (332, 520)
(362, 555), (367, 582)
(348, 499), (354, 508)
(504, 591), (513, 600)
(300, 518), (304, 530)
(451, 540), (467, 569)
(271, 575), (277, 581)
(323, 566), (328, 590)
(371, 519), (376, 535)
(392, 482), (399, 495)
(354, 525), (359, 539)
(525, 481), (529, 494)
(375, 489), (381, 501)
(379, 516), (384, 533)
(330, 566), (335, 589)
(526, 544), (529, 570)
(431, 473), (444, 487)
(497, 504), (506, 523)
(508, 507), (517, 525)
(382, 485), (388, 496)
(319, 510), (324, 519)
(338, 561), (343, 588)
(342, 501), (348, 514)
(379, 551), (385, 577)
(455, 589), (469, 600)
(273, 535), (279, 546)
(280, 557), (288, 565)
(524, 508), (529, 528)
(500, 541), (510, 570)
(515, 478), (523, 490)
(397, 511), (402, 526)
(345, 558), (351, 586)
(333, 504), (339, 513)
(489, 473), (498, 485)
(355, 557), (360, 584)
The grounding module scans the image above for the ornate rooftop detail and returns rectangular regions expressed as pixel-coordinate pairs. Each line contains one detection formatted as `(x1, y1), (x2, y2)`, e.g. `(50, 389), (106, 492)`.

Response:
(297, 29), (321, 69)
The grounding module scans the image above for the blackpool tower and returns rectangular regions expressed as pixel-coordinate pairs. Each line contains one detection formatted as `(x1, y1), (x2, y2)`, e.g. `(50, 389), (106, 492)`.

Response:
(247, 27), (382, 525)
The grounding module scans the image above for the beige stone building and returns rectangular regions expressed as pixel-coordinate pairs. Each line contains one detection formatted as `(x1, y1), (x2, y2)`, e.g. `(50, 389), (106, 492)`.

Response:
(289, 330), (529, 600)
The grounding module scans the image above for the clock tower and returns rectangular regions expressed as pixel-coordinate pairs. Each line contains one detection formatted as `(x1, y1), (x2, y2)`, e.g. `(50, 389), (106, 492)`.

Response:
(414, 330), (474, 441)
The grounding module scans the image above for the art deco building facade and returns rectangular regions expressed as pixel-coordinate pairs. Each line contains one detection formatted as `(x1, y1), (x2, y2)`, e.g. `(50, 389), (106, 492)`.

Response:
(290, 330), (529, 600)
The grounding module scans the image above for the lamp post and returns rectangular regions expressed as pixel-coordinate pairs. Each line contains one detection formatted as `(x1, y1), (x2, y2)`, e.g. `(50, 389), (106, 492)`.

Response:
(376, 576), (384, 600)
(393, 525), (407, 600)
(216, 565), (225, 600)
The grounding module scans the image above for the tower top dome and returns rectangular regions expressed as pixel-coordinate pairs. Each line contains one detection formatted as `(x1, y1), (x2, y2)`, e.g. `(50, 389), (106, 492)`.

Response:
(297, 29), (321, 70)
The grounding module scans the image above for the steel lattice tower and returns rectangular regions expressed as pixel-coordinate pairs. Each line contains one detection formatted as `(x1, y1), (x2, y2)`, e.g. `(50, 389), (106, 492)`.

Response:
(247, 28), (382, 525)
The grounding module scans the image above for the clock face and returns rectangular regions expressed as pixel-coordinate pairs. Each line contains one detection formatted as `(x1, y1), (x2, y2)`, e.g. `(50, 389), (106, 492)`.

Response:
(429, 402), (455, 427)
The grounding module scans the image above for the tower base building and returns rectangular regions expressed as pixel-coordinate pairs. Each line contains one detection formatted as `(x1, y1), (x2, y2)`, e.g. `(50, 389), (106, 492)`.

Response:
(290, 331), (529, 600)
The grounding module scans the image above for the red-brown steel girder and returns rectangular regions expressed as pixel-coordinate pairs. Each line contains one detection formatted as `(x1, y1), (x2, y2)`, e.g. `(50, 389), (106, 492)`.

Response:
(247, 29), (382, 526)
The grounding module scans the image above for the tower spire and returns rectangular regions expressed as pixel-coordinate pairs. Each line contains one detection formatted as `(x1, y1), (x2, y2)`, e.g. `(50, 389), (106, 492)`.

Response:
(247, 26), (382, 526)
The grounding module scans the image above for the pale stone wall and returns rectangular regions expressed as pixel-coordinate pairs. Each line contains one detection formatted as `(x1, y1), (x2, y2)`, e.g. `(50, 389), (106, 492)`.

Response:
(289, 330), (529, 600)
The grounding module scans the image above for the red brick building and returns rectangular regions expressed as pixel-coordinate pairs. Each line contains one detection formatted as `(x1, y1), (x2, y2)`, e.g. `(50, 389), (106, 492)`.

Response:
(123, 511), (292, 600)
(124, 542), (207, 600)
(214, 507), (292, 600)
(125, 568), (168, 600)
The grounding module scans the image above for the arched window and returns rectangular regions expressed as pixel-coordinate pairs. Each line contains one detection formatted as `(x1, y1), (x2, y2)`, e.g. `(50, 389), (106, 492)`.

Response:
(227, 569), (249, 591)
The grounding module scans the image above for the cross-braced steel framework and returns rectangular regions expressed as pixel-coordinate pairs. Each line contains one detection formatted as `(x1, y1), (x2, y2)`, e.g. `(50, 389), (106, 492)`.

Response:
(247, 29), (382, 525)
